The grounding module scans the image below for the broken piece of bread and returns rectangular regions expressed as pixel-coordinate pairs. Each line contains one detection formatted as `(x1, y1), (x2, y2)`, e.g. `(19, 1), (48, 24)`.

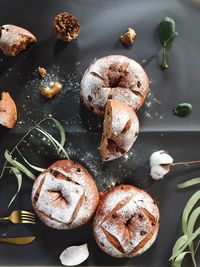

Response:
(0, 24), (36, 56)
(0, 92), (17, 128)
(100, 100), (139, 161)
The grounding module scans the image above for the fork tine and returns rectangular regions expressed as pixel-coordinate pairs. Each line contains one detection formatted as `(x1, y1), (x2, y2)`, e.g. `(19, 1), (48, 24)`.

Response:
(20, 210), (35, 216)
(21, 219), (36, 224)
(20, 213), (35, 219)
(20, 215), (36, 221)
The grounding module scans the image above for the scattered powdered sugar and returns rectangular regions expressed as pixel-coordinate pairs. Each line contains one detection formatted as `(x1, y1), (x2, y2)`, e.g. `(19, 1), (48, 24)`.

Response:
(141, 89), (162, 120)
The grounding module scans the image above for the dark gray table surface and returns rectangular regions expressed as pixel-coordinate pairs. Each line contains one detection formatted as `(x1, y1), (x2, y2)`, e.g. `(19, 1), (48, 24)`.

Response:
(0, 0), (199, 266)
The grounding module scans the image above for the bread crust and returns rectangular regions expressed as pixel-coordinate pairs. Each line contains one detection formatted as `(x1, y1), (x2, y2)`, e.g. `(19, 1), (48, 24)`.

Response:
(93, 184), (160, 258)
(32, 160), (99, 230)
(80, 55), (149, 116)
(0, 24), (36, 56)
(0, 92), (17, 128)
(100, 100), (139, 161)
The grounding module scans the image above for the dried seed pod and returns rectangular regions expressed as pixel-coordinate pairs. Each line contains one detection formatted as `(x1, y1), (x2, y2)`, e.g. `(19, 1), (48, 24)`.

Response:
(53, 12), (80, 42)
(40, 82), (62, 99)
(120, 27), (136, 45)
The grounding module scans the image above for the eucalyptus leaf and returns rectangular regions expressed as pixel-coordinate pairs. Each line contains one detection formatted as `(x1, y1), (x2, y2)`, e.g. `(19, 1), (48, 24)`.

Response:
(170, 235), (187, 261)
(159, 17), (176, 47)
(166, 31), (178, 50)
(173, 251), (191, 267)
(16, 148), (45, 172)
(182, 190), (200, 235)
(173, 103), (192, 117)
(195, 240), (200, 255)
(7, 167), (22, 208)
(178, 178), (200, 189)
(187, 207), (200, 261)
(159, 16), (178, 69)
(48, 118), (66, 153)
(36, 127), (69, 159)
(4, 150), (36, 180)
(170, 227), (200, 261)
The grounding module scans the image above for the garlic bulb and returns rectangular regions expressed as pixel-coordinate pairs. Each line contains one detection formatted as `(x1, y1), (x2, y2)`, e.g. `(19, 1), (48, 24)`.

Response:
(60, 244), (89, 266)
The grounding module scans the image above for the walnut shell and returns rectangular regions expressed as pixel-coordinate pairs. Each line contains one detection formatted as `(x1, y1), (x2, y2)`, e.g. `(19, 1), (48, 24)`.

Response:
(53, 12), (80, 42)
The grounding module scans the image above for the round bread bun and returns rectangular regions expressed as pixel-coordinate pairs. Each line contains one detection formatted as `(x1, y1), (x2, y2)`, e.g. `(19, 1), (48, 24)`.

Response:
(100, 100), (139, 161)
(32, 160), (99, 230)
(80, 55), (149, 116)
(93, 184), (160, 258)
(0, 24), (36, 56)
(0, 92), (17, 128)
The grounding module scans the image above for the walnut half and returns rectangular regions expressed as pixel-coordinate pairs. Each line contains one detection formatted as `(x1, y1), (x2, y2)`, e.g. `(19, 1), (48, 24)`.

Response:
(120, 28), (136, 45)
(40, 82), (62, 99)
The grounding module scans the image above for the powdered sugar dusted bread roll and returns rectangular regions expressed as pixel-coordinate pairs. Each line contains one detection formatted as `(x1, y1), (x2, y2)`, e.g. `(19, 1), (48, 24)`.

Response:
(0, 25), (36, 56)
(32, 160), (99, 230)
(93, 184), (160, 258)
(0, 92), (17, 128)
(80, 55), (149, 116)
(100, 100), (139, 161)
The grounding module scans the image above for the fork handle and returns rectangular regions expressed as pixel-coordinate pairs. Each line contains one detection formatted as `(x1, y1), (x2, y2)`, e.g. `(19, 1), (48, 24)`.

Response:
(0, 217), (9, 221)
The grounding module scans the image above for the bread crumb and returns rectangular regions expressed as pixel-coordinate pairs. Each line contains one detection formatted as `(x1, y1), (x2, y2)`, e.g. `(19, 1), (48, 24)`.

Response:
(38, 67), (47, 78)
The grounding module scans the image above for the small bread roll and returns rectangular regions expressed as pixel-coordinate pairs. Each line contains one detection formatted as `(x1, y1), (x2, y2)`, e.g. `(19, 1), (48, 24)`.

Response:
(0, 92), (17, 128)
(93, 185), (160, 258)
(80, 55), (149, 116)
(32, 160), (99, 230)
(0, 24), (36, 56)
(100, 100), (139, 161)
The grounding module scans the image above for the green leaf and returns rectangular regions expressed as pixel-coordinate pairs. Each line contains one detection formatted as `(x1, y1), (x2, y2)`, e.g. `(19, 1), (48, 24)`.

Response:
(4, 150), (36, 180)
(182, 190), (200, 235)
(35, 127), (69, 159)
(170, 235), (188, 261)
(170, 227), (200, 261)
(187, 207), (200, 260)
(7, 167), (22, 208)
(159, 16), (176, 48)
(178, 178), (200, 189)
(16, 148), (45, 172)
(195, 240), (200, 255)
(166, 31), (178, 50)
(172, 251), (191, 267)
(48, 118), (66, 153)
(173, 103), (193, 117)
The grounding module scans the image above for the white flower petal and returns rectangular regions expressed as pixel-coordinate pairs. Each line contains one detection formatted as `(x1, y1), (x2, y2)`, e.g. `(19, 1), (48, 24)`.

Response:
(60, 244), (89, 266)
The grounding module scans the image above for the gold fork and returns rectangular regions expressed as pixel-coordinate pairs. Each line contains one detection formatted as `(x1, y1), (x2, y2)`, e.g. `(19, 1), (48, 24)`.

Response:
(0, 210), (36, 224)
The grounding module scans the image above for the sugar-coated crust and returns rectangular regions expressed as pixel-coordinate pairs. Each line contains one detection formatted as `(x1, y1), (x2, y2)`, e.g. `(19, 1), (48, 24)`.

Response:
(80, 55), (149, 116)
(100, 100), (139, 161)
(93, 185), (160, 258)
(32, 160), (99, 230)
(0, 24), (36, 56)
(0, 92), (17, 128)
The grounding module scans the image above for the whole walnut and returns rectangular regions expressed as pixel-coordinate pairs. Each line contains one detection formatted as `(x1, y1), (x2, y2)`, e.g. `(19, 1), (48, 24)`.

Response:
(53, 12), (80, 42)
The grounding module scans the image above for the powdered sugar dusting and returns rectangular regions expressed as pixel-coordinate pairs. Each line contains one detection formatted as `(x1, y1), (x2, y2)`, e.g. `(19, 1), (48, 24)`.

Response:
(93, 185), (159, 258)
(32, 164), (99, 230)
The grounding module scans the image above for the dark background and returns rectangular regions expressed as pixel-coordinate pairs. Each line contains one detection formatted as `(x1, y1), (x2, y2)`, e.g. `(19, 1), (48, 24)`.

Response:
(0, 0), (200, 266)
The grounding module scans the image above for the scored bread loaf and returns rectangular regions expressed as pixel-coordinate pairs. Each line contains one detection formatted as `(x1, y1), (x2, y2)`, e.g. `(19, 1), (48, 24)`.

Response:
(100, 99), (139, 161)
(80, 55), (149, 116)
(32, 160), (99, 230)
(93, 184), (160, 258)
